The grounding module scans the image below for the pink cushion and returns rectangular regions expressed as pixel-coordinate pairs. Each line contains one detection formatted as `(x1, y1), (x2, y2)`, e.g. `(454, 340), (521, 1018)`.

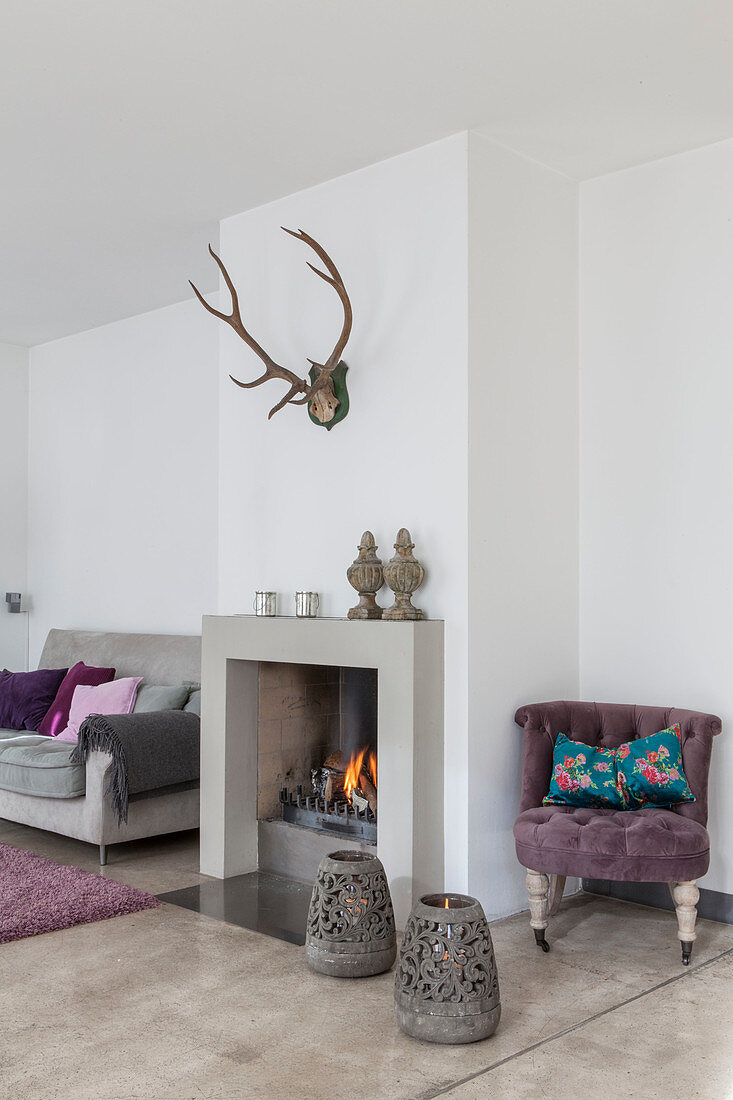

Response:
(56, 677), (143, 742)
(41, 661), (115, 736)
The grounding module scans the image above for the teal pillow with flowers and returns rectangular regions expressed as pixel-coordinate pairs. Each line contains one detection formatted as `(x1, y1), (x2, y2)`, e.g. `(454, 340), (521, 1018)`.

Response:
(543, 733), (627, 810)
(616, 723), (694, 809)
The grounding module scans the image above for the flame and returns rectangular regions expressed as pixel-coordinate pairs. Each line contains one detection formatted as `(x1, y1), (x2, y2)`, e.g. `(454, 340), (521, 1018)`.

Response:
(444, 897), (450, 909)
(343, 747), (367, 799)
(342, 746), (377, 806)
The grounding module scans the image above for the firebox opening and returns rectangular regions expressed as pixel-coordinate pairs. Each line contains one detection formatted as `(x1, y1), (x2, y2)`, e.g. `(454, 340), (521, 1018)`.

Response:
(257, 662), (378, 843)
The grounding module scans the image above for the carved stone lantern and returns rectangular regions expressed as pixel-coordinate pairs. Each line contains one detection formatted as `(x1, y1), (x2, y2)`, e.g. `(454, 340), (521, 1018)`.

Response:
(394, 893), (501, 1043)
(306, 851), (397, 977)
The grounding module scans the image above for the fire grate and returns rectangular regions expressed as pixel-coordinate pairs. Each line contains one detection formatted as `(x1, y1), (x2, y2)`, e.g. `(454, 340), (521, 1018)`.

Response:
(279, 785), (377, 843)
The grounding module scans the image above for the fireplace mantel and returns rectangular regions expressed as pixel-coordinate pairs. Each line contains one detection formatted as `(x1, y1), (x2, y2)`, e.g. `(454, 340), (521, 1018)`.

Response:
(200, 615), (444, 927)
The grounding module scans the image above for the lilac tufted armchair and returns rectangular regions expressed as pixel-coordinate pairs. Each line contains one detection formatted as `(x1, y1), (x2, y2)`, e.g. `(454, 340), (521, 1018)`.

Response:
(513, 701), (722, 965)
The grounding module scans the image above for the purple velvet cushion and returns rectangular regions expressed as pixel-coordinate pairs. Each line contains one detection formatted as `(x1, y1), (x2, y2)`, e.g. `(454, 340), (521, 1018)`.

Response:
(0, 667), (68, 731)
(39, 661), (116, 737)
(514, 805), (710, 882)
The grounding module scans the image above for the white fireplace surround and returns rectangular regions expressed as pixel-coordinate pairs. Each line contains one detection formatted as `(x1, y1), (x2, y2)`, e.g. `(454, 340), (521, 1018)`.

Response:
(200, 615), (444, 927)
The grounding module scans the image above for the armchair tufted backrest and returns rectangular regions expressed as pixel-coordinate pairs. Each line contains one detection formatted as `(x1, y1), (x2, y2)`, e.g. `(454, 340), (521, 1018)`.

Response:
(514, 701), (722, 827)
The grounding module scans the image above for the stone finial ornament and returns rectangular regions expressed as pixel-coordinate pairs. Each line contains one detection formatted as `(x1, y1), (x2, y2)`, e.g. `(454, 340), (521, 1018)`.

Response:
(347, 531), (384, 619)
(383, 528), (425, 621)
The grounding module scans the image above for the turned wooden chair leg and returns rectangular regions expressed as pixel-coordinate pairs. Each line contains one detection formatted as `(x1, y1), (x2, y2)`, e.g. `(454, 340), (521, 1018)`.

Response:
(526, 869), (550, 952)
(548, 874), (566, 916)
(670, 880), (699, 966)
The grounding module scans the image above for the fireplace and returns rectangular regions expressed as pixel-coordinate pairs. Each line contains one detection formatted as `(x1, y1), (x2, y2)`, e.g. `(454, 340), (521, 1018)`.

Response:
(257, 662), (378, 843)
(200, 615), (444, 928)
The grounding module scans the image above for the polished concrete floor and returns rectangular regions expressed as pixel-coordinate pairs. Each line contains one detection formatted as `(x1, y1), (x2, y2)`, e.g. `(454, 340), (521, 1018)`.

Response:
(1, 820), (732, 1100)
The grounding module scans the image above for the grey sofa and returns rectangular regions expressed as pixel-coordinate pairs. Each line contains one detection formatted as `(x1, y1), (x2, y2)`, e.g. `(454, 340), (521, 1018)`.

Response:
(0, 629), (201, 864)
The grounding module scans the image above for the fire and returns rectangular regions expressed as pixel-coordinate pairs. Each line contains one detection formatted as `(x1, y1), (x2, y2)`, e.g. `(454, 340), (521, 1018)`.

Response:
(342, 746), (377, 806)
(343, 748), (367, 799)
(444, 897), (450, 909)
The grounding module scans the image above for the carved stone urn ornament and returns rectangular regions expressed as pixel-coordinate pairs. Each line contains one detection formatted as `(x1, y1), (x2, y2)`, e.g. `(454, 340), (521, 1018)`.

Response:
(306, 850), (397, 977)
(394, 893), (501, 1044)
(346, 531), (384, 619)
(189, 228), (352, 430)
(383, 528), (425, 620)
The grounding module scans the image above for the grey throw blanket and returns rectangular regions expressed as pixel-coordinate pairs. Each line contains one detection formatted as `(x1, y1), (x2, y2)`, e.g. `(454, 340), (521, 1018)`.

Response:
(70, 711), (200, 825)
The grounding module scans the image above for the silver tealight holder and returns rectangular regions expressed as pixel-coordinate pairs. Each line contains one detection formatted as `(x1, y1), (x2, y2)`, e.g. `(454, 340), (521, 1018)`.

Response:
(295, 591), (320, 617)
(253, 591), (277, 616)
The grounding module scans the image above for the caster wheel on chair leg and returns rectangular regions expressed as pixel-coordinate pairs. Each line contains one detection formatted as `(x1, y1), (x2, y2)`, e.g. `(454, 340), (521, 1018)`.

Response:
(681, 941), (693, 966)
(534, 929), (550, 952)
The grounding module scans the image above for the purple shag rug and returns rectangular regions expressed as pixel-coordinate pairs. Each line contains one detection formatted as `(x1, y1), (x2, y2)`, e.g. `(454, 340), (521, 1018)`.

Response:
(0, 843), (160, 944)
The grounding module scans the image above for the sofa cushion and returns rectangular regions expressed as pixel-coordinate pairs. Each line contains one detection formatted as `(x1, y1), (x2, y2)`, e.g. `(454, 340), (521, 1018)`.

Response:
(617, 724), (694, 809)
(0, 667), (68, 732)
(514, 805), (710, 882)
(57, 676), (142, 741)
(38, 661), (116, 736)
(183, 689), (201, 716)
(543, 733), (626, 810)
(133, 684), (190, 713)
(0, 734), (86, 798)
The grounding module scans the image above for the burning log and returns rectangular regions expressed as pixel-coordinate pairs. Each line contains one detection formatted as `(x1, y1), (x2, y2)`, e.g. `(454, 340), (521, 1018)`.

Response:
(350, 788), (369, 813)
(312, 746), (377, 814)
(311, 766), (347, 802)
(360, 771), (377, 815)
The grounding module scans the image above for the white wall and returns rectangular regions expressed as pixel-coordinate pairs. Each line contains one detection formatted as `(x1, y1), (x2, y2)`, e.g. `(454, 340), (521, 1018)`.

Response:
(0, 343), (29, 670)
(216, 136), (472, 888)
(215, 133), (582, 912)
(467, 135), (580, 917)
(27, 299), (219, 665)
(581, 137), (733, 894)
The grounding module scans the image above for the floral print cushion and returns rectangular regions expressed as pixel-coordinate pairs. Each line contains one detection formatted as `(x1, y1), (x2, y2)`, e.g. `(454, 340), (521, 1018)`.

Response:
(543, 725), (695, 811)
(543, 733), (627, 810)
(616, 723), (694, 809)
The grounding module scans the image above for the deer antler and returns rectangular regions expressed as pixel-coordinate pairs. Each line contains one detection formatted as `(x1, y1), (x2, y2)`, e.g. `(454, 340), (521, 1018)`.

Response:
(189, 229), (352, 424)
(189, 245), (309, 419)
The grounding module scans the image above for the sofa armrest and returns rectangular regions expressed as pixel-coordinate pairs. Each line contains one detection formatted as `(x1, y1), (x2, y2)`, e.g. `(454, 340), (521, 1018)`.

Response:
(83, 749), (114, 802)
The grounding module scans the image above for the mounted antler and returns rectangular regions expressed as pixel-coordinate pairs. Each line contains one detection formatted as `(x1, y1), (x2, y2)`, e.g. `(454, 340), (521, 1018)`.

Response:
(189, 228), (352, 426)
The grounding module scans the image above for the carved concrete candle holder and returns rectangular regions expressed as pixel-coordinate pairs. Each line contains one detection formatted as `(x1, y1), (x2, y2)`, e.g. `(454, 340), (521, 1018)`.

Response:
(306, 850), (397, 977)
(346, 531), (384, 619)
(394, 893), (501, 1044)
(383, 528), (425, 620)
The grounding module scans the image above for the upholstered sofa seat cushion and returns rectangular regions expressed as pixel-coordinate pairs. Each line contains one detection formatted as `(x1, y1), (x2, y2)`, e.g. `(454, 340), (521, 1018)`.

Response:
(0, 733), (86, 798)
(514, 805), (710, 882)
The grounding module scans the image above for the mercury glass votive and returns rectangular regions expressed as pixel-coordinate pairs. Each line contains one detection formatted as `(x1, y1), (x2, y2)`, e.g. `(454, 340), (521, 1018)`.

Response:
(306, 851), (397, 977)
(394, 893), (501, 1044)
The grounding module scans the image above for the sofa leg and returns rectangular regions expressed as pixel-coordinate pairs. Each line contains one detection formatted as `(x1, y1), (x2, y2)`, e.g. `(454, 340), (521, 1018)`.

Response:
(526, 869), (550, 952)
(671, 880), (699, 965)
(99, 844), (107, 867)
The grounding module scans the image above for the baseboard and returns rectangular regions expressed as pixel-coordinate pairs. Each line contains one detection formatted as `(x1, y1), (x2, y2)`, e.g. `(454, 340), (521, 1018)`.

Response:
(582, 879), (733, 925)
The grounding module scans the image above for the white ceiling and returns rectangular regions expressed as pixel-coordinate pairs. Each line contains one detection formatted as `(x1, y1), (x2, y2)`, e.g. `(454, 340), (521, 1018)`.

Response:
(2, 0), (733, 345)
